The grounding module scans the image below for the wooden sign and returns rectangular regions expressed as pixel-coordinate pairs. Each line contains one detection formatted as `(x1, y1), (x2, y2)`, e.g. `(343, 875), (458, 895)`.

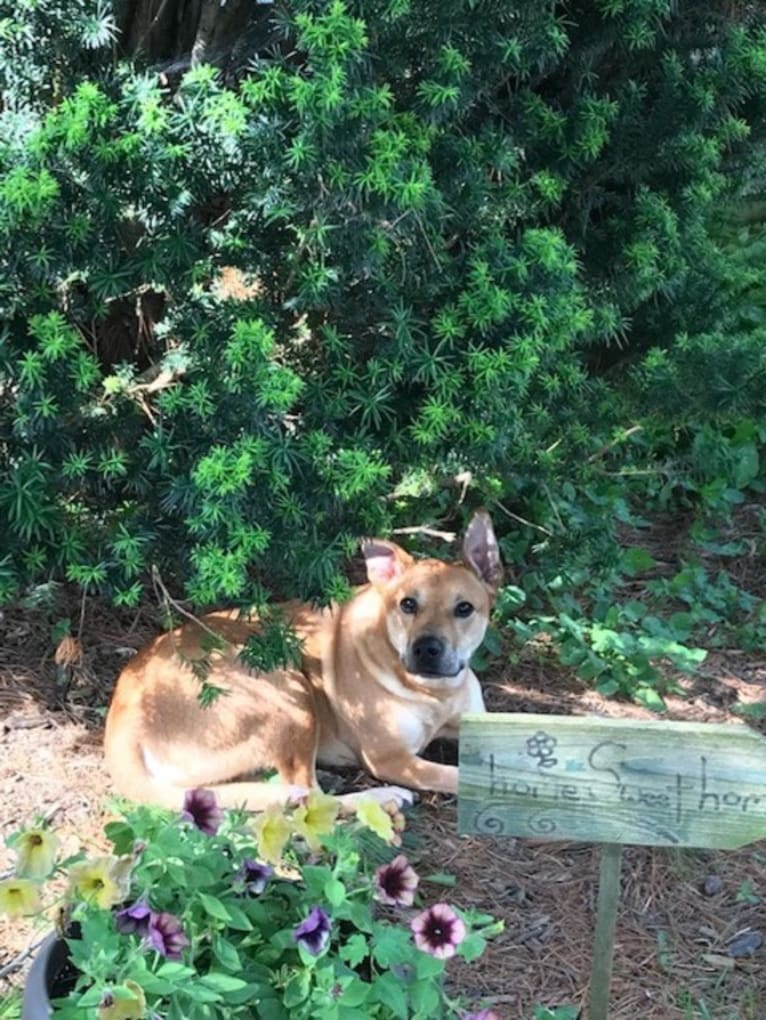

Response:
(458, 713), (766, 1020)
(458, 713), (766, 849)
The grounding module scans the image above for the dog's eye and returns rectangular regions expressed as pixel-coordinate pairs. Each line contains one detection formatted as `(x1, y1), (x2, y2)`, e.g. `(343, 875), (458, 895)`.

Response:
(400, 597), (418, 615)
(454, 601), (474, 618)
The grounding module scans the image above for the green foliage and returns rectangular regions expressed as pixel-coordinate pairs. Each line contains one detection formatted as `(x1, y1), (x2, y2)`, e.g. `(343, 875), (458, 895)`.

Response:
(1, 1), (766, 702)
(533, 1007), (579, 1020)
(0, 992), (21, 1020)
(5, 797), (500, 1020)
(492, 420), (766, 708)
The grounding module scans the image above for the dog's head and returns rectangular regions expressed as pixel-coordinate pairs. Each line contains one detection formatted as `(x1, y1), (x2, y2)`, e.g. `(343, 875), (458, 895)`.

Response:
(361, 511), (503, 686)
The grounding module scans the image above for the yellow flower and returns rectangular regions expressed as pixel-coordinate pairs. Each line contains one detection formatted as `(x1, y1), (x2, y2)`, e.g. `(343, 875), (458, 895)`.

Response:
(0, 878), (42, 918)
(293, 790), (340, 851)
(97, 981), (146, 1020)
(355, 798), (394, 842)
(14, 827), (59, 880)
(252, 804), (292, 864)
(69, 857), (126, 909)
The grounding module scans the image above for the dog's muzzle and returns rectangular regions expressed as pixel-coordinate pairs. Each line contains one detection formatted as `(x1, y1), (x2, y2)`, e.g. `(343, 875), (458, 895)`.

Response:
(406, 634), (464, 679)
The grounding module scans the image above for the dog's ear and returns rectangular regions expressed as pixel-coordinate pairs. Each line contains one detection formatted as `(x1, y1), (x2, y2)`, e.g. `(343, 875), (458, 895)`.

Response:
(361, 539), (414, 587)
(462, 510), (503, 592)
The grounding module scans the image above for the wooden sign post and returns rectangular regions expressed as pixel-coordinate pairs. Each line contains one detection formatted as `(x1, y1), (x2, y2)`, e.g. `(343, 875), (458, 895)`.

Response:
(458, 714), (766, 1019)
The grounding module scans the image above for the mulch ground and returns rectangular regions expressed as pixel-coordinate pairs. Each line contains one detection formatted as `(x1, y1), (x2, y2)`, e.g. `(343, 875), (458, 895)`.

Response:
(1, 591), (765, 1019)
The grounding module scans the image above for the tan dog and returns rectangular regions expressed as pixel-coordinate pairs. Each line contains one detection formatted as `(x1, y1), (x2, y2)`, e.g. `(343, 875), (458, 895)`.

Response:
(104, 511), (502, 811)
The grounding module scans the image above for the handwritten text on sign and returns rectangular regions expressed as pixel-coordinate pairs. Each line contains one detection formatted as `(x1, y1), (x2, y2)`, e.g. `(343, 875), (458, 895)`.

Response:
(458, 714), (766, 849)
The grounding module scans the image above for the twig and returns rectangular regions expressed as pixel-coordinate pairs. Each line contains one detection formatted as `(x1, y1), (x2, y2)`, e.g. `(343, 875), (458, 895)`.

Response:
(392, 525), (457, 543)
(542, 483), (566, 532)
(136, 0), (173, 51)
(150, 567), (228, 645)
(77, 587), (87, 642)
(414, 213), (442, 270)
(491, 500), (553, 537)
(0, 934), (48, 980)
(587, 424), (643, 463)
(454, 470), (472, 504)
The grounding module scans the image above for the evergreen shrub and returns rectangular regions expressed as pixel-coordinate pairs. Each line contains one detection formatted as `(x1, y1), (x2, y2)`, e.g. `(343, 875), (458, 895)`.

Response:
(1, 1), (765, 661)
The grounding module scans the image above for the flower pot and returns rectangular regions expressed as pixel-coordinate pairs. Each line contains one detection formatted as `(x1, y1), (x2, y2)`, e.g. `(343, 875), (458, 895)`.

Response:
(22, 930), (79, 1020)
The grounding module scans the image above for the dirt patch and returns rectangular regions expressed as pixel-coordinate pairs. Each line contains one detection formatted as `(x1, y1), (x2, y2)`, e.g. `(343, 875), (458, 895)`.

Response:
(1, 592), (766, 1018)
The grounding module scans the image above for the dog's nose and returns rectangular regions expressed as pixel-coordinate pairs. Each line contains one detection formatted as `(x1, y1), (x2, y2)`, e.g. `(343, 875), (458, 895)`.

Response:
(411, 635), (445, 670)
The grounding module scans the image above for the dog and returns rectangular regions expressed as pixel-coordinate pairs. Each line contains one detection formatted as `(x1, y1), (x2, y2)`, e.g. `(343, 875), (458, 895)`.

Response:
(104, 510), (503, 811)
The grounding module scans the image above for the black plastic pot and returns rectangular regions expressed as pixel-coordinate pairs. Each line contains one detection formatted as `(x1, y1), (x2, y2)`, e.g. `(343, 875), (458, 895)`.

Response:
(22, 930), (79, 1020)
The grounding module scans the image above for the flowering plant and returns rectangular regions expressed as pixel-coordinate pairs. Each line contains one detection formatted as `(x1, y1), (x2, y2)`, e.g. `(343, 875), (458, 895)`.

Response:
(2, 789), (502, 1019)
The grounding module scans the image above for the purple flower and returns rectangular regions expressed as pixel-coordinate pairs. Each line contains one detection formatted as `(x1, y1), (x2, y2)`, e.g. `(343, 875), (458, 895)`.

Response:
(411, 902), (466, 960)
(147, 912), (190, 960)
(237, 858), (273, 896)
(115, 898), (153, 936)
(181, 788), (223, 836)
(293, 906), (331, 956)
(463, 1011), (501, 1020)
(374, 854), (419, 907)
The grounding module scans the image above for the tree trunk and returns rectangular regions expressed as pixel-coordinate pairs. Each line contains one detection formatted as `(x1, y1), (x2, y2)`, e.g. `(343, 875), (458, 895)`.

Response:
(116, 0), (268, 73)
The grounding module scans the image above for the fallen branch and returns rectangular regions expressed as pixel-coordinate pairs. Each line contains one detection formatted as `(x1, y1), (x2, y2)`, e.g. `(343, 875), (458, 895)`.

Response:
(0, 934), (48, 981)
(391, 525), (456, 543)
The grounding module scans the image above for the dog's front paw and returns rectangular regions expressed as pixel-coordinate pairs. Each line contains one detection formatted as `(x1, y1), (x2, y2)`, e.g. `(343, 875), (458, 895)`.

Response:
(368, 785), (418, 809)
(286, 784), (311, 804)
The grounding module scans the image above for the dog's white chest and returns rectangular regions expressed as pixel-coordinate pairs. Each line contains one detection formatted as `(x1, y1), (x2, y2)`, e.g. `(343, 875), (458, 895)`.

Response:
(317, 734), (359, 767)
(396, 708), (428, 753)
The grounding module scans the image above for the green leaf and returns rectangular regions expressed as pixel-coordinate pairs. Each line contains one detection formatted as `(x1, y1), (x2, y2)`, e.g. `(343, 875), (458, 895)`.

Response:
(596, 677), (620, 697)
(216, 900), (253, 931)
(620, 547), (657, 576)
(104, 820), (135, 854)
(324, 877), (347, 906)
(457, 932), (486, 962)
(212, 935), (242, 971)
(339, 933), (368, 968)
(422, 872), (456, 886)
(136, 972), (175, 995)
(410, 978), (441, 1017)
(371, 925), (412, 967)
(337, 977), (370, 1008)
(634, 686), (666, 712)
(198, 892), (233, 922)
(734, 443), (759, 488)
(370, 973), (407, 1019)
(156, 962), (197, 981)
(410, 952), (442, 979)
(284, 970), (311, 1008)
(198, 972), (249, 994)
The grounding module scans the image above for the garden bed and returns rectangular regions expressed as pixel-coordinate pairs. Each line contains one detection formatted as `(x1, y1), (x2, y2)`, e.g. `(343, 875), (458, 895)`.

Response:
(1, 593), (765, 1018)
